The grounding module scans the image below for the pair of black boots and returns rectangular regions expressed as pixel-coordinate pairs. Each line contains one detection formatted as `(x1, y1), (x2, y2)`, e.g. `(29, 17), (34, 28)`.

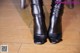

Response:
(31, 0), (63, 44)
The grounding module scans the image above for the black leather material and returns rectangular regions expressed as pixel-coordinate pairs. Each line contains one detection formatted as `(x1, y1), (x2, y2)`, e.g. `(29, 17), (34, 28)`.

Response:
(31, 0), (47, 44)
(31, 0), (63, 44)
(48, 0), (62, 44)
(33, 15), (47, 44)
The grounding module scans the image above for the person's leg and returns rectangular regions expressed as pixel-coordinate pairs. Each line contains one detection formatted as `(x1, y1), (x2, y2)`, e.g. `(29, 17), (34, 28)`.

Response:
(48, 0), (63, 44)
(31, 0), (47, 44)
(66, 0), (74, 9)
(20, 0), (26, 9)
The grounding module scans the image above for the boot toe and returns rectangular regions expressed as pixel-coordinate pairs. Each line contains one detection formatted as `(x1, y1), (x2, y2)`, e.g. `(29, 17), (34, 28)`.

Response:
(34, 42), (42, 45)
(48, 33), (62, 44)
(34, 35), (47, 45)
(50, 39), (62, 44)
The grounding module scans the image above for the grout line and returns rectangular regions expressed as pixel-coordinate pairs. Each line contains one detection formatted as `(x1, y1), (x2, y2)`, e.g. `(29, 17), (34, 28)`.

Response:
(17, 43), (22, 53)
(0, 42), (80, 46)
(0, 42), (32, 44)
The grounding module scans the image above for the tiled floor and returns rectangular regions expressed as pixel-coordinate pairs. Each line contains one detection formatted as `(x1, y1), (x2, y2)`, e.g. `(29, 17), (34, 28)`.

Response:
(0, 0), (80, 53)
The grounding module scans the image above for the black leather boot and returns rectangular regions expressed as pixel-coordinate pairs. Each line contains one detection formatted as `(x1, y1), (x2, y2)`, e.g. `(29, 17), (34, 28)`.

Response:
(31, 0), (47, 44)
(48, 0), (62, 44)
